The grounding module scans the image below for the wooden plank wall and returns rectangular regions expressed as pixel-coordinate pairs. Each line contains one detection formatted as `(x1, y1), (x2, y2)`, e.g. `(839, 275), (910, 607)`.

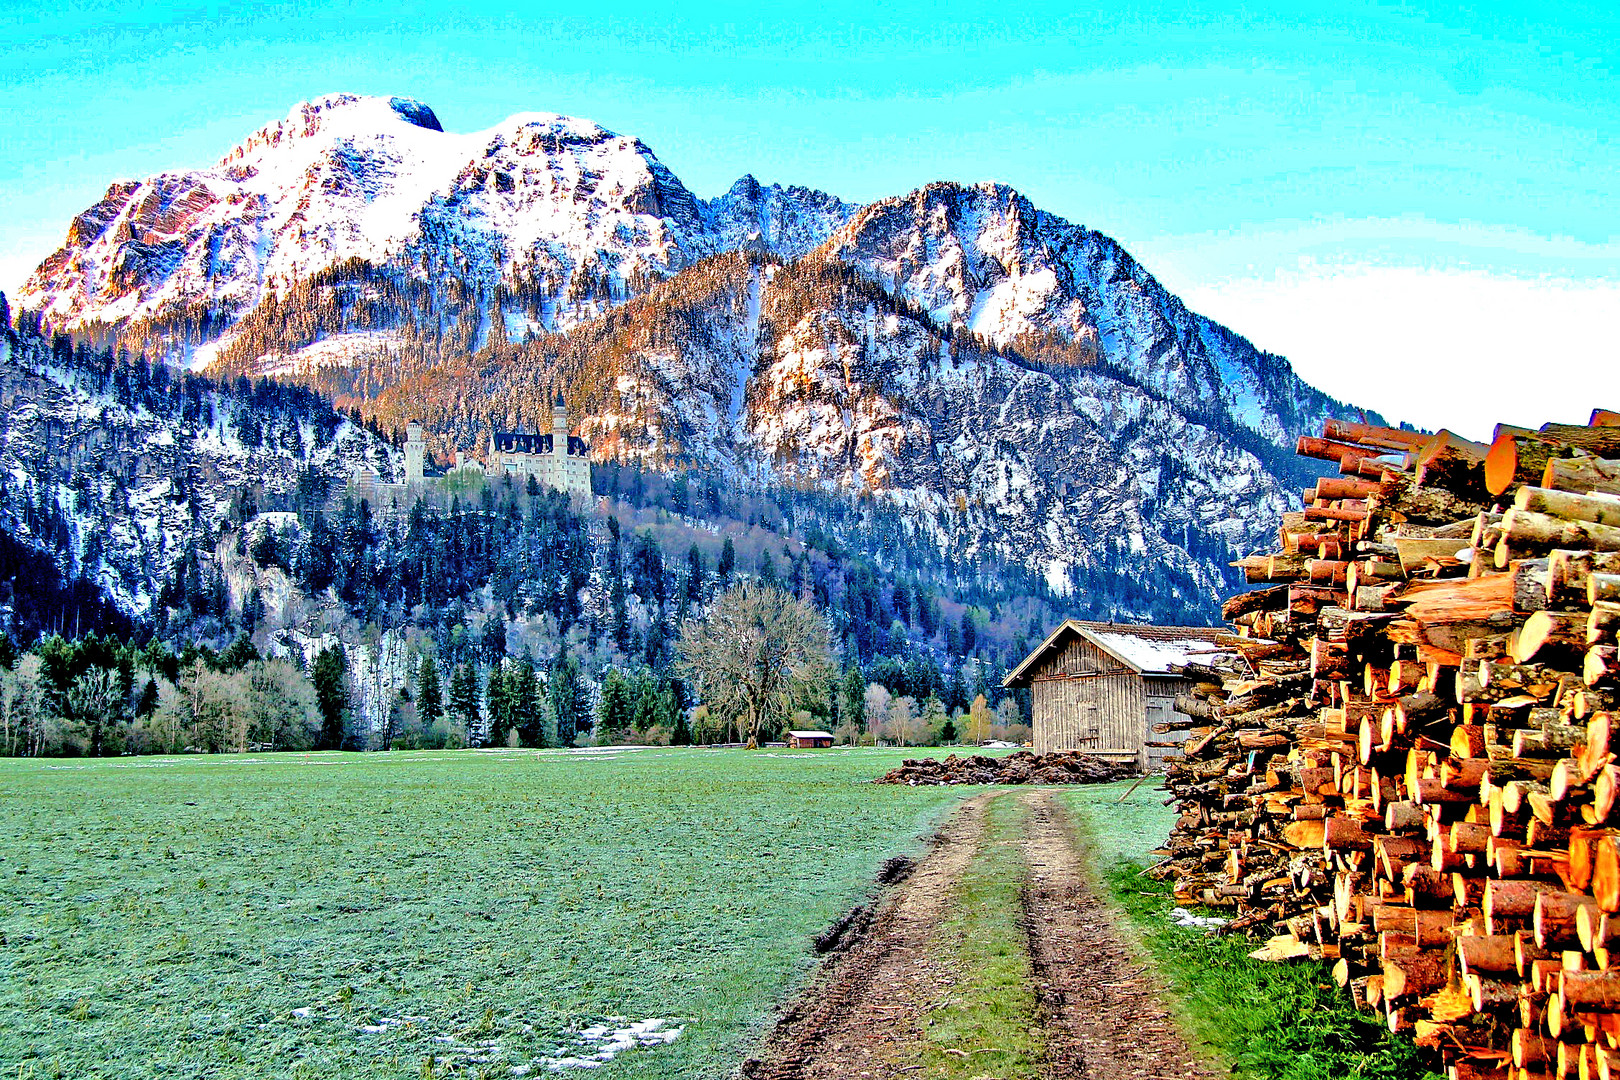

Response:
(1144, 676), (1186, 772)
(1031, 635), (1145, 765)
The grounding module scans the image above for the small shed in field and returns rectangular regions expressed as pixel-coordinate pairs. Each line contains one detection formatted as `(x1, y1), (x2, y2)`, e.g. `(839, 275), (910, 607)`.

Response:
(1003, 621), (1228, 771)
(787, 730), (835, 749)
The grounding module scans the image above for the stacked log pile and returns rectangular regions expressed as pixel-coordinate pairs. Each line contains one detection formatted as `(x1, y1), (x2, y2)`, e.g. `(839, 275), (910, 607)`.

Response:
(875, 750), (1130, 786)
(1154, 410), (1620, 1078)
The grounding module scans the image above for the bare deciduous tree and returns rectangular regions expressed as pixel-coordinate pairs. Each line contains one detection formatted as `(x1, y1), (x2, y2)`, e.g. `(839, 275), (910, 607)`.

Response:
(864, 683), (892, 746)
(676, 582), (833, 747)
(0, 657), (47, 756)
(67, 668), (122, 756)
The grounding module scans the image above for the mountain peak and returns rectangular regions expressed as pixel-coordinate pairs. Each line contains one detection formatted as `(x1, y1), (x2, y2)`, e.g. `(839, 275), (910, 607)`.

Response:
(222, 94), (445, 162)
(500, 111), (617, 140)
(288, 93), (443, 131)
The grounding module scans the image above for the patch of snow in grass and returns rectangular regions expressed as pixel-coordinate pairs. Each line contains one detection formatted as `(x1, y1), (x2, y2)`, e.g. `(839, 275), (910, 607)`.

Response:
(357, 1015), (427, 1034)
(534, 1018), (684, 1072)
(1168, 907), (1226, 930)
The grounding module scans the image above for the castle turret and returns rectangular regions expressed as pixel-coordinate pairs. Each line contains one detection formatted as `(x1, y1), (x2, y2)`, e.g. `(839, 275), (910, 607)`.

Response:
(552, 392), (568, 460)
(404, 421), (424, 486)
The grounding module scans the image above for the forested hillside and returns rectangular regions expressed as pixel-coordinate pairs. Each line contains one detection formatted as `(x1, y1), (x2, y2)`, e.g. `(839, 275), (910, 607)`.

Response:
(1, 294), (1085, 755)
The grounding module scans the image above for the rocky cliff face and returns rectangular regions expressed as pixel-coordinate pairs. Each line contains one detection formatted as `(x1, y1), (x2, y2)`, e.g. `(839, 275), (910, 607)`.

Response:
(557, 250), (1326, 601)
(15, 94), (1359, 612)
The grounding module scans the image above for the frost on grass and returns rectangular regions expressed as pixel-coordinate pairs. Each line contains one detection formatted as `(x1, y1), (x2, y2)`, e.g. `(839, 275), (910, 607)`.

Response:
(356, 1015), (428, 1034)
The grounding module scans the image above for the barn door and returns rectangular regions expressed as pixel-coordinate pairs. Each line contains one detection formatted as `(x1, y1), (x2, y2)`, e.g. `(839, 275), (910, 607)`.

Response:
(1144, 699), (1172, 770)
(1077, 700), (1101, 747)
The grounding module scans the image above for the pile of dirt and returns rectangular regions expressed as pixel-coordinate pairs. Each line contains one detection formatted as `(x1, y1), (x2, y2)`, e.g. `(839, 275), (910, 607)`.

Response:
(874, 750), (1132, 786)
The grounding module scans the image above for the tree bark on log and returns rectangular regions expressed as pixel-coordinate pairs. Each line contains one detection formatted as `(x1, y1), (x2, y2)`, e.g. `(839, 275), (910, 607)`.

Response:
(1515, 486), (1620, 528)
(1487, 428), (1620, 497)
(1416, 430), (1493, 500)
(1499, 510), (1620, 564)
(1542, 455), (1620, 496)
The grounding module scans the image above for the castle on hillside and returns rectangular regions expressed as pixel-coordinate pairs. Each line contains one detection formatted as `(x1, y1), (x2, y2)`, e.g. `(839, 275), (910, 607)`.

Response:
(351, 421), (429, 509)
(349, 397), (592, 507)
(487, 394), (592, 497)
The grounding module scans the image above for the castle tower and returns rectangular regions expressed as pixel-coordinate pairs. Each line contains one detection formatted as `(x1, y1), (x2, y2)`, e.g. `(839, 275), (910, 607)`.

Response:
(551, 392), (568, 463)
(404, 421), (425, 486)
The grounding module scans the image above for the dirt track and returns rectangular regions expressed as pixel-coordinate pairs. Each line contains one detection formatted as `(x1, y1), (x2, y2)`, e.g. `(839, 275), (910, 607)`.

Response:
(741, 793), (995, 1079)
(1017, 790), (1215, 1080)
(742, 789), (1213, 1080)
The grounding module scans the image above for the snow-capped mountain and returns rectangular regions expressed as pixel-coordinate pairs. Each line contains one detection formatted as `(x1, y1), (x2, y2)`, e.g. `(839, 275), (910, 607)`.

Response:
(17, 94), (855, 346)
(825, 183), (1324, 445)
(15, 93), (1362, 611)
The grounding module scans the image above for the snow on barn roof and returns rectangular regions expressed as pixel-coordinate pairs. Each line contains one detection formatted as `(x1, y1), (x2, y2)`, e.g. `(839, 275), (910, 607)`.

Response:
(1002, 620), (1229, 687)
(787, 731), (834, 739)
(1084, 626), (1230, 675)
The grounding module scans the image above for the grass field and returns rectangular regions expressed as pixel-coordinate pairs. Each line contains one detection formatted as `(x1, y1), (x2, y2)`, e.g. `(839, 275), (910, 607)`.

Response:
(0, 747), (976, 1080)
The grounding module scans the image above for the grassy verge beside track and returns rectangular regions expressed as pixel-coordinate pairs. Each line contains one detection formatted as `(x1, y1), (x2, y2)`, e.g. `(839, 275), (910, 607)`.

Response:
(1059, 782), (1442, 1080)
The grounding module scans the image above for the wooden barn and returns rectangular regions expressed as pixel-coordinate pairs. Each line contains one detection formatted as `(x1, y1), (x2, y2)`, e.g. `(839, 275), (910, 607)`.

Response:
(1003, 621), (1229, 771)
(786, 730), (835, 749)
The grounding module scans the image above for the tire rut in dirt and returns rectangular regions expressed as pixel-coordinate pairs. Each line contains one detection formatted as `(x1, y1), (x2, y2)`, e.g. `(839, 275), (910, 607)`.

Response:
(741, 794), (993, 1080)
(1018, 789), (1215, 1080)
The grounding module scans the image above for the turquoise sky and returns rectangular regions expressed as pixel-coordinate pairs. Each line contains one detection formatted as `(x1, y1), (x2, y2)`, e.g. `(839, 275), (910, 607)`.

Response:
(3, 1), (1616, 434)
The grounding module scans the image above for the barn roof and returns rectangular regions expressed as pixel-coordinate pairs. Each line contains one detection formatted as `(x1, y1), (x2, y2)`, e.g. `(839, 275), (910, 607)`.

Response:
(1002, 620), (1229, 687)
(787, 730), (834, 739)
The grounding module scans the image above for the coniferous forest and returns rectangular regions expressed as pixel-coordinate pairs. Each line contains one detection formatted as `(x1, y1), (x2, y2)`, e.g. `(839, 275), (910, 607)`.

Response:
(0, 293), (1223, 757)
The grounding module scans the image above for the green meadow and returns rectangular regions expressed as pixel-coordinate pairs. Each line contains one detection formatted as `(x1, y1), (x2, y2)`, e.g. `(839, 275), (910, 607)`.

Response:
(0, 747), (971, 1080)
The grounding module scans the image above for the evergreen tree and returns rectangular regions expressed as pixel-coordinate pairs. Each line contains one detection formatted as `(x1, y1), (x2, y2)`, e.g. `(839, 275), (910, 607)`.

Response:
(218, 632), (259, 673)
(631, 532), (666, 608)
(417, 653), (443, 728)
(486, 660), (512, 745)
(631, 672), (661, 735)
(685, 544), (705, 602)
(659, 677), (682, 735)
(757, 548), (777, 586)
(482, 617), (507, 664)
(972, 658), (991, 706)
(596, 668), (634, 743)
(512, 652), (543, 746)
(312, 644), (350, 750)
(904, 652), (939, 702)
(548, 653), (586, 746)
(840, 664), (866, 733)
(922, 695), (947, 744)
(946, 662), (967, 716)
(134, 677), (160, 719)
(449, 661), (481, 742)
(610, 574), (630, 651)
(717, 537), (735, 583)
